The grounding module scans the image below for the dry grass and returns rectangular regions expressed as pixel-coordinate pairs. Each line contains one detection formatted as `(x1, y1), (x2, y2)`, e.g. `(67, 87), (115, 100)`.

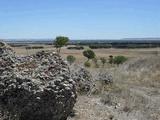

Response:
(113, 56), (160, 88)
(69, 56), (160, 120)
(13, 45), (160, 61)
(98, 56), (160, 120)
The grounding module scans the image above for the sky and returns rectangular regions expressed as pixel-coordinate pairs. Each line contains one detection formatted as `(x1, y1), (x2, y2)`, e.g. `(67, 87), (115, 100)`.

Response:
(0, 0), (160, 39)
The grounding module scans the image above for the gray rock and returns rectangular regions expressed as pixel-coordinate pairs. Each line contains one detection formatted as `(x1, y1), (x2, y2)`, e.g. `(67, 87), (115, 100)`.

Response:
(0, 44), (77, 120)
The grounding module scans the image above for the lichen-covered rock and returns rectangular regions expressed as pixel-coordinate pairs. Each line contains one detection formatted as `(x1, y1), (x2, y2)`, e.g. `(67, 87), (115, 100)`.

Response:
(71, 65), (94, 94)
(0, 43), (77, 120)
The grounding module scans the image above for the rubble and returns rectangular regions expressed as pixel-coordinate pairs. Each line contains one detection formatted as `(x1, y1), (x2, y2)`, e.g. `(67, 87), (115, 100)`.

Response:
(0, 42), (77, 120)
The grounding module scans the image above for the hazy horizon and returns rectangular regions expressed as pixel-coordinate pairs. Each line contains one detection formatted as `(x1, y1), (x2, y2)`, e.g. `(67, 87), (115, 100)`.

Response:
(0, 38), (160, 41)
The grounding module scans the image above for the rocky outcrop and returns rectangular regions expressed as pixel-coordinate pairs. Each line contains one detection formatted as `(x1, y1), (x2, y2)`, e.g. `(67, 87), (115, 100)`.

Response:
(0, 43), (77, 120)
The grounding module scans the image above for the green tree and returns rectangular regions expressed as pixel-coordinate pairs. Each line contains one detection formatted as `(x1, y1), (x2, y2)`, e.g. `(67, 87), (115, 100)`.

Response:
(100, 57), (106, 67)
(54, 36), (69, 54)
(67, 55), (76, 65)
(83, 49), (95, 62)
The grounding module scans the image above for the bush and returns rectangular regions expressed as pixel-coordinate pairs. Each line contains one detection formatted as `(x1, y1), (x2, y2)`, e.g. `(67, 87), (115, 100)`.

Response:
(83, 49), (95, 61)
(67, 55), (76, 65)
(84, 61), (91, 67)
(113, 56), (127, 65)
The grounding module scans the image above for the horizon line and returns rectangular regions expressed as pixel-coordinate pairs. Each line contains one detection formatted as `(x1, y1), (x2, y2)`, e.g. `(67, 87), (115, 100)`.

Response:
(1, 37), (160, 41)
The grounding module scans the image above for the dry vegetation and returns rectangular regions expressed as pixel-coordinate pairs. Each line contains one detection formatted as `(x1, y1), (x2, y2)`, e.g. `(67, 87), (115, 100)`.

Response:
(12, 45), (160, 120)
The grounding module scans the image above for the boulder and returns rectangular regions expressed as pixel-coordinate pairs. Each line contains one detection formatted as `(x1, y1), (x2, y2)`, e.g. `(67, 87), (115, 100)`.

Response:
(0, 44), (77, 120)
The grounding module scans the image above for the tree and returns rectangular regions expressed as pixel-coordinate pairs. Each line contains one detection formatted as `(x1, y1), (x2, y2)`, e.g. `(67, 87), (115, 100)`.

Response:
(67, 55), (76, 65)
(100, 57), (106, 67)
(83, 49), (95, 61)
(54, 36), (69, 54)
